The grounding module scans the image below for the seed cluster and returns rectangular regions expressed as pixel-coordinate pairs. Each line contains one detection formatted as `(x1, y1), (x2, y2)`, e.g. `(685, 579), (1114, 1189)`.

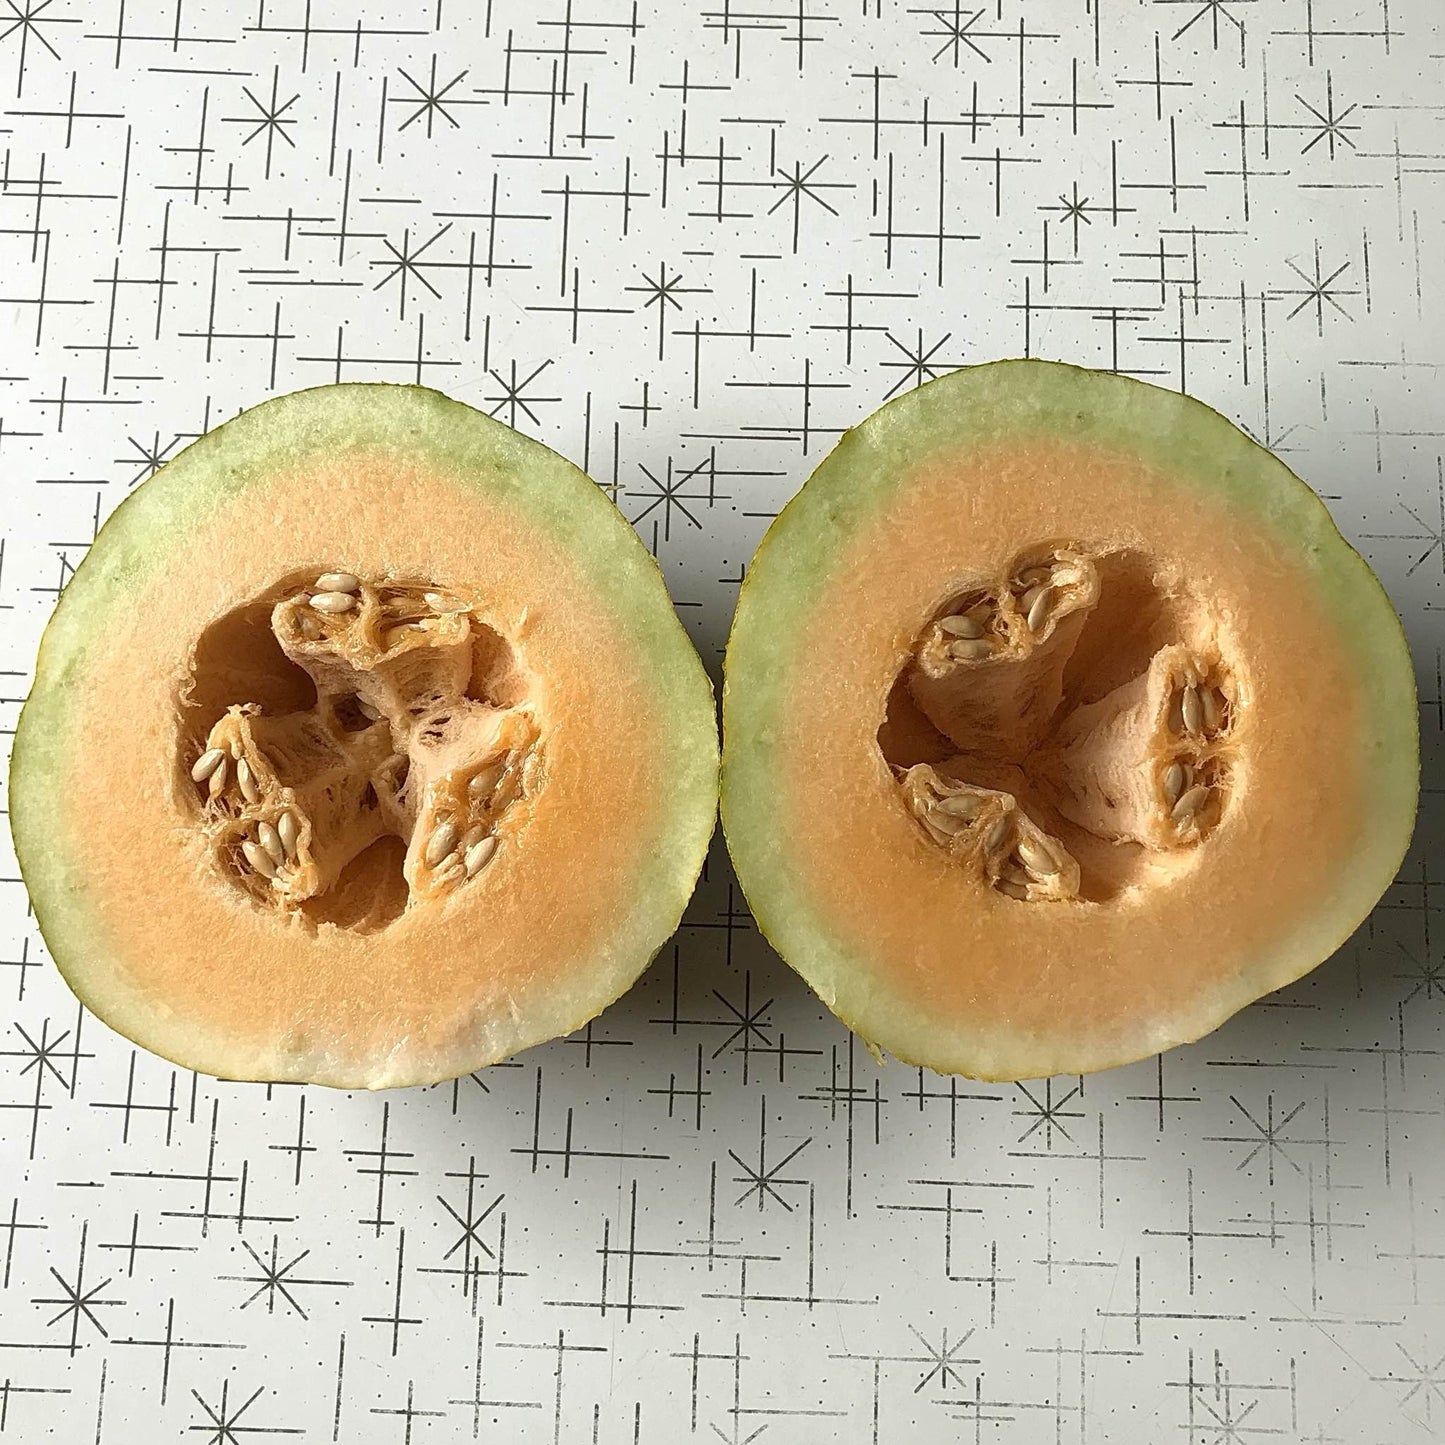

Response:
(185, 568), (533, 915)
(901, 549), (1241, 902)
(910, 770), (1079, 904)
(190, 713), (314, 898)
(932, 559), (1073, 665)
(1160, 661), (1232, 837)
(417, 752), (526, 897)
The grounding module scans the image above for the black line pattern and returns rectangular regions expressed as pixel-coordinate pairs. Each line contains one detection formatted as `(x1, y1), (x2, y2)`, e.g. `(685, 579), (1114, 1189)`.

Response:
(1, 2), (1444, 1440)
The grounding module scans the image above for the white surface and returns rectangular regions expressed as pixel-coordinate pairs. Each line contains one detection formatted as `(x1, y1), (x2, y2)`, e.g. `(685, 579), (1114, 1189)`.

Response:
(2, 2), (1444, 1441)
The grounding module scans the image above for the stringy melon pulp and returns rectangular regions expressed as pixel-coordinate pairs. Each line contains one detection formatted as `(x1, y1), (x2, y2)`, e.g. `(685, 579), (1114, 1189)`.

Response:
(721, 360), (1418, 1081)
(882, 542), (1240, 906)
(184, 570), (543, 930)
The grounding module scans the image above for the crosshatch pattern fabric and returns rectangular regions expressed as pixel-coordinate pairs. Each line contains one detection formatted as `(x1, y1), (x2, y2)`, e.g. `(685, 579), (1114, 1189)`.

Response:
(1, 2), (1444, 1441)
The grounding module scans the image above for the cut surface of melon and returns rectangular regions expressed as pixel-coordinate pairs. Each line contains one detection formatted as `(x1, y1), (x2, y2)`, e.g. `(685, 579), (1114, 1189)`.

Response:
(11, 384), (719, 1088)
(722, 360), (1417, 1081)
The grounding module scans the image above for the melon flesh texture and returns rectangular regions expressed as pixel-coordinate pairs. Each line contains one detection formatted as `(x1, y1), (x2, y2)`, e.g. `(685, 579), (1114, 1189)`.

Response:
(11, 385), (718, 1088)
(722, 360), (1418, 1081)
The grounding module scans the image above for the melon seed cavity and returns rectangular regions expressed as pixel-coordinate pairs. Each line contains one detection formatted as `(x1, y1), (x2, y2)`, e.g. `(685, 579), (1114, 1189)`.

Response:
(886, 546), (1241, 905)
(179, 571), (539, 930)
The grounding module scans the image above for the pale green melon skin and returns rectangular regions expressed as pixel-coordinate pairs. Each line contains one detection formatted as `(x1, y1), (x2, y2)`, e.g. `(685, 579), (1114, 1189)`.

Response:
(722, 359), (1419, 1081)
(10, 384), (720, 1087)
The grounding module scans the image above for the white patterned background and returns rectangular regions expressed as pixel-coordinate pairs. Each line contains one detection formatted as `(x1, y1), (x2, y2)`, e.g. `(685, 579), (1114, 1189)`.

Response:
(2, 1), (1444, 1441)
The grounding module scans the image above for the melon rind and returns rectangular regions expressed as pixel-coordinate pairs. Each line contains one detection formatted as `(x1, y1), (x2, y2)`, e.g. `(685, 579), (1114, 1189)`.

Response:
(721, 359), (1418, 1080)
(11, 384), (719, 1087)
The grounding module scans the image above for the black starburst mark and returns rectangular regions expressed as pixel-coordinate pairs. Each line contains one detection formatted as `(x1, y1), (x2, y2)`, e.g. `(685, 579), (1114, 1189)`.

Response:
(1, 0), (77, 98)
(1275, 245), (1356, 336)
(188, 1382), (303, 1444)
(32, 1225), (122, 1354)
(485, 358), (559, 429)
(729, 1101), (812, 1211)
(390, 55), (484, 137)
(371, 224), (453, 320)
(768, 155), (851, 253)
(219, 1236), (353, 1318)
(223, 67), (301, 180)
(880, 330), (961, 398)
(1012, 1079), (1084, 1149)
(1296, 74), (1358, 159)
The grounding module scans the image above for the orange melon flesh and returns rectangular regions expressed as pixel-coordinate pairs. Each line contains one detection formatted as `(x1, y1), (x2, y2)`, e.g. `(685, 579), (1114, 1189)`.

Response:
(11, 385), (718, 1087)
(721, 361), (1417, 1080)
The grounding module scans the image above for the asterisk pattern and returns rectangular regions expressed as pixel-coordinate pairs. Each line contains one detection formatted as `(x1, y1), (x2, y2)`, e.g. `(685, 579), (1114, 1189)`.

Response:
(909, 1327), (976, 1393)
(224, 67), (301, 179)
(729, 1106), (812, 1212)
(1375, 1344), (1445, 1426)
(1012, 1079), (1084, 1149)
(391, 56), (481, 136)
(31, 1226), (121, 1354)
(880, 330), (961, 398)
(1275, 244), (1357, 335)
(1296, 74), (1359, 159)
(767, 156), (851, 253)
(919, 3), (992, 67)
(188, 1383), (300, 1445)
(0, 0), (74, 97)
(371, 224), (453, 319)
(219, 1237), (352, 1318)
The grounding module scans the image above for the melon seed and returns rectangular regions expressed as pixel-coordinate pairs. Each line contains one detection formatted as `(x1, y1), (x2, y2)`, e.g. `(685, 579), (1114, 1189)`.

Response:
(934, 793), (984, 818)
(1166, 692), (1185, 735)
(276, 810), (299, 858)
(469, 764), (505, 802)
(316, 572), (360, 593)
(984, 817), (1011, 853)
(464, 837), (498, 876)
(425, 820), (458, 868)
(208, 759), (229, 798)
(1182, 685), (1203, 737)
(241, 840), (278, 879)
(996, 878), (1029, 901)
(461, 824), (487, 850)
(949, 639), (992, 662)
(1171, 784), (1209, 822)
(257, 821), (285, 866)
(1201, 686), (1224, 733)
(191, 748), (226, 782)
(310, 591), (357, 614)
(434, 861), (467, 890)
(1163, 761), (1189, 805)
(1025, 586), (1054, 633)
(236, 758), (260, 804)
(1016, 835), (1059, 876)
(926, 808), (970, 837)
(939, 614), (985, 639)
(356, 697), (382, 722)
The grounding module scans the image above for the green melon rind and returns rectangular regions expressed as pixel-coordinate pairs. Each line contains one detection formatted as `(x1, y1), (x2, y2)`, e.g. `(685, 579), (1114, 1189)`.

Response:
(721, 359), (1419, 1081)
(10, 383), (719, 1087)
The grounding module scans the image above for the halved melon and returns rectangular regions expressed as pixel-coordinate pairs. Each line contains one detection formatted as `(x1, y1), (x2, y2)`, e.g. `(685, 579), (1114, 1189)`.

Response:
(721, 360), (1417, 1080)
(10, 384), (718, 1088)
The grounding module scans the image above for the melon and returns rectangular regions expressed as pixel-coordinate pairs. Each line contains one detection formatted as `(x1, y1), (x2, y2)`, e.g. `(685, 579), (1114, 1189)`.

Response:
(10, 384), (718, 1088)
(721, 360), (1418, 1080)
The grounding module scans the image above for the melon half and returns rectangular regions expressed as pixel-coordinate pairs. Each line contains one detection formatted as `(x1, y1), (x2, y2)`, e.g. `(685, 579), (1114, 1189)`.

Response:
(11, 385), (718, 1087)
(722, 360), (1418, 1080)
